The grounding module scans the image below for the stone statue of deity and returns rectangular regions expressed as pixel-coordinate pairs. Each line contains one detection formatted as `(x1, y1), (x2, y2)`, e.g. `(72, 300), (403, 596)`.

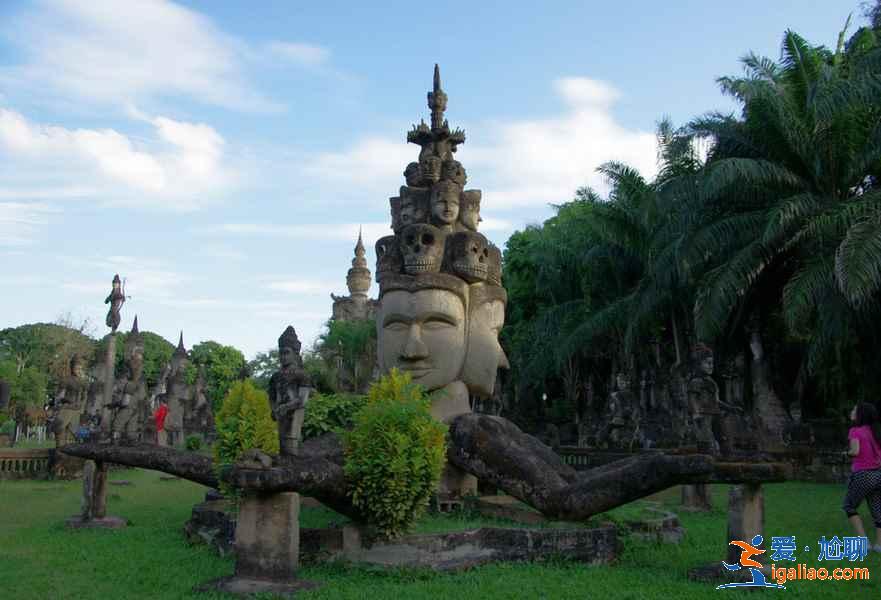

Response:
(104, 274), (126, 333)
(377, 66), (509, 498)
(268, 326), (312, 456)
(605, 371), (639, 449)
(687, 343), (720, 454)
(107, 318), (148, 442)
(187, 365), (213, 439)
(50, 355), (89, 446)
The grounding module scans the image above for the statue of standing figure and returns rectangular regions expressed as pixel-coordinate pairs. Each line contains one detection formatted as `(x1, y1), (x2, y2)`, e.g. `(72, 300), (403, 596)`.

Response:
(687, 343), (720, 454)
(104, 274), (126, 333)
(268, 326), (312, 456)
(606, 371), (640, 449)
(50, 355), (89, 446)
(107, 317), (148, 442)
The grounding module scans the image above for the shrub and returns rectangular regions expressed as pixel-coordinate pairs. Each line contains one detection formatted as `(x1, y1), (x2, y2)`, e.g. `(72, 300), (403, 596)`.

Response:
(303, 393), (368, 439)
(0, 419), (15, 436)
(185, 434), (203, 451)
(213, 380), (278, 469)
(343, 369), (447, 539)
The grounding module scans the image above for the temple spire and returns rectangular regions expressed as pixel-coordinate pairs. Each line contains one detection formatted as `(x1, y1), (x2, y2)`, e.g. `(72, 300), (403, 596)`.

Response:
(131, 315), (139, 334)
(175, 331), (186, 356)
(428, 63), (448, 130)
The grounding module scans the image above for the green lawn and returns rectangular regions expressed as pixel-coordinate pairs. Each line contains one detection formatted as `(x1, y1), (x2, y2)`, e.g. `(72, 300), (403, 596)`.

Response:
(1, 469), (879, 599)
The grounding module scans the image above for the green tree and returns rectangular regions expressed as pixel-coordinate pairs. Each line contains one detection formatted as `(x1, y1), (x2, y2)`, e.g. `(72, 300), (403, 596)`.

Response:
(97, 330), (175, 388)
(315, 318), (376, 393)
(213, 379), (279, 468)
(190, 341), (247, 412)
(247, 349), (279, 392)
(0, 359), (48, 423)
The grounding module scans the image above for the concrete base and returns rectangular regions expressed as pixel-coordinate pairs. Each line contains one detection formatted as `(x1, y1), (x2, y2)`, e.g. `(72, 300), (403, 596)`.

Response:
(197, 576), (319, 597)
(65, 515), (127, 530)
(235, 491), (300, 581)
(681, 484), (713, 512)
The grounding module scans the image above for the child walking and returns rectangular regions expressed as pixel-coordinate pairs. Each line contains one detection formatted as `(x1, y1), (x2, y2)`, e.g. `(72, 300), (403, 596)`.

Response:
(843, 402), (881, 552)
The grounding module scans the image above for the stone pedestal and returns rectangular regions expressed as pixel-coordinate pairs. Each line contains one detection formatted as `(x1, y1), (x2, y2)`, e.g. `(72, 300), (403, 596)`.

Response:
(681, 484), (712, 512)
(199, 491), (318, 596)
(432, 381), (477, 500)
(66, 460), (126, 529)
(726, 484), (763, 564)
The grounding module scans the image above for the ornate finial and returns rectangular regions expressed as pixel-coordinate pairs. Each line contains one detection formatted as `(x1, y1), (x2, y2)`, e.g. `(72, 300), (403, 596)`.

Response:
(174, 331), (186, 356)
(131, 315), (139, 334)
(278, 326), (301, 352)
(428, 63), (448, 130)
(348, 228), (372, 296)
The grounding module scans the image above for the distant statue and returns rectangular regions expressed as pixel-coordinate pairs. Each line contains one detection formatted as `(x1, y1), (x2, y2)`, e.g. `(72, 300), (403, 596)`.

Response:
(268, 326), (313, 455)
(688, 343), (720, 454)
(51, 355), (89, 446)
(606, 371), (639, 449)
(108, 318), (147, 442)
(104, 274), (126, 333)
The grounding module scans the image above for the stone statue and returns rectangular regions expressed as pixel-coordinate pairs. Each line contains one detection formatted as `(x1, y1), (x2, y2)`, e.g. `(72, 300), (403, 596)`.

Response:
(107, 317), (147, 442)
(268, 326), (312, 456)
(606, 371), (639, 449)
(187, 365), (213, 439)
(51, 355), (89, 446)
(376, 65), (508, 497)
(161, 332), (190, 447)
(687, 343), (720, 454)
(104, 274), (126, 333)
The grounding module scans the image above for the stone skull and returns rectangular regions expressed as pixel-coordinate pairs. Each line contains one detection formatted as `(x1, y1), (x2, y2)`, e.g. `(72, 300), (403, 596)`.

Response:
(375, 235), (403, 282)
(447, 231), (489, 283)
(401, 224), (446, 275)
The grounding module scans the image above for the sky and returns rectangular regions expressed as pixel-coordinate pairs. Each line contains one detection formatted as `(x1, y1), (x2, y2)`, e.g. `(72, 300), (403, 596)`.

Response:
(0, 0), (858, 359)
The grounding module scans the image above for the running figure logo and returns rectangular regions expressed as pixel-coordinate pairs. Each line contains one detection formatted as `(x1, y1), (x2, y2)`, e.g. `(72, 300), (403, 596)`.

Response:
(717, 535), (786, 590)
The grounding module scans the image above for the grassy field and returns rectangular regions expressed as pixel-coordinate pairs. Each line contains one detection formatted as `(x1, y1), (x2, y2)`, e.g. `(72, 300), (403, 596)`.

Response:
(1, 469), (879, 599)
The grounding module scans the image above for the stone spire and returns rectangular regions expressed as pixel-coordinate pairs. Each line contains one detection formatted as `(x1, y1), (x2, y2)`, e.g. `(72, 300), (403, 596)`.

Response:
(346, 227), (371, 298)
(131, 315), (139, 334)
(174, 331), (186, 357)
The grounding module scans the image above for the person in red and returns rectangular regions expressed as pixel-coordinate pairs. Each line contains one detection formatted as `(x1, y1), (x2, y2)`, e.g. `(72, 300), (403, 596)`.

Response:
(843, 402), (881, 552)
(153, 399), (169, 446)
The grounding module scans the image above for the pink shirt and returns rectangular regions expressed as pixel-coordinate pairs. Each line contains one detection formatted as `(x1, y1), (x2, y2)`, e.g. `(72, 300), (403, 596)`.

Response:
(849, 425), (881, 472)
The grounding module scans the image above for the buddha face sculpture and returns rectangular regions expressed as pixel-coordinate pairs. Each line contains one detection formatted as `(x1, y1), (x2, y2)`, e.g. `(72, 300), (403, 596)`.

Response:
(459, 190), (481, 231)
(375, 235), (403, 282)
(378, 287), (467, 392)
(447, 231), (489, 283)
(431, 180), (461, 228)
(401, 224), (446, 274)
(462, 284), (509, 397)
(400, 188), (428, 227)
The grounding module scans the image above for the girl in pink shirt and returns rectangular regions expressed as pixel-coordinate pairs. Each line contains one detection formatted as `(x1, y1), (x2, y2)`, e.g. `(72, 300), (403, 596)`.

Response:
(843, 402), (881, 552)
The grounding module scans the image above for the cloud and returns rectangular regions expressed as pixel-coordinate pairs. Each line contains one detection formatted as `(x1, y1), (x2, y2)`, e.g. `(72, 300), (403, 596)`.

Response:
(200, 222), (392, 243)
(265, 42), (331, 68)
(0, 108), (233, 209)
(0, 202), (58, 245)
(264, 280), (337, 295)
(4, 0), (281, 112)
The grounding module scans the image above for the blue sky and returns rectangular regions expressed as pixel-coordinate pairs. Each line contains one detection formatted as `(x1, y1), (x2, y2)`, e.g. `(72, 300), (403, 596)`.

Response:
(0, 0), (857, 358)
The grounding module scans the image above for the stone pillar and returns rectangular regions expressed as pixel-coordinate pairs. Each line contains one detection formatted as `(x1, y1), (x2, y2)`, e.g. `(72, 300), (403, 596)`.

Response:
(234, 492), (300, 582)
(101, 335), (116, 440)
(91, 460), (108, 519)
(67, 459), (124, 529)
(681, 484), (712, 512)
(726, 484), (764, 564)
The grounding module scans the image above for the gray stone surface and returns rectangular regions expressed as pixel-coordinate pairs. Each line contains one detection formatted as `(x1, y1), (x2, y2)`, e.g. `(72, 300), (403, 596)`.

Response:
(234, 492), (301, 582)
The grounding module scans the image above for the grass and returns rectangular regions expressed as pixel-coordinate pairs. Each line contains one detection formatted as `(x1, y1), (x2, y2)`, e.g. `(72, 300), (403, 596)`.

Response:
(1, 470), (880, 599)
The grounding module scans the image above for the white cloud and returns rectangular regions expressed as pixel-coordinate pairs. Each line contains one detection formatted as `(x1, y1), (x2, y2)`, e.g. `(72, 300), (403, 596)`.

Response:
(201, 222), (392, 243)
(264, 280), (337, 295)
(5, 0), (280, 112)
(265, 42), (330, 68)
(0, 202), (57, 245)
(0, 108), (232, 209)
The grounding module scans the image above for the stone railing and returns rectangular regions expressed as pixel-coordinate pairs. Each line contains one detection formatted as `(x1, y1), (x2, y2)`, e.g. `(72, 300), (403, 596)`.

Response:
(0, 449), (53, 479)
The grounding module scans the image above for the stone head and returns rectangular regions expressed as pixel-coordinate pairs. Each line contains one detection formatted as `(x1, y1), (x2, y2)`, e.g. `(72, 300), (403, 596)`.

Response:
(462, 283), (509, 397)
(431, 180), (462, 228)
(442, 159), (467, 187)
(447, 231), (489, 283)
(375, 235), (403, 282)
(459, 190), (481, 231)
(404, 162), (421, 187)
(615, 372), (630, 392)
(400, 188), (428, 228)
(420, 156), (442, 185)
(70, 355), (86, 379)
(125, 340), (144, 380)
(400, 224), (446, 275)
(378, 274), (468, 392)
(693, 343), (714, 376)
(112, 274), (121, 291)
(278, 326), (302, 369)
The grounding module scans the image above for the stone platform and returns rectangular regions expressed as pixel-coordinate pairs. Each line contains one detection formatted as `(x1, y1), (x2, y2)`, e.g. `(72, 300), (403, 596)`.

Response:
(197, 575), (319, 597)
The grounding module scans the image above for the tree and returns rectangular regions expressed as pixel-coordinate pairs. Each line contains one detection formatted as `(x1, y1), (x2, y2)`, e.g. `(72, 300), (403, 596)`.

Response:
(97, 330), (175, 388)
(0, 359), (48, 423)
(315, 319), (376, 393)
(189, 341), (247, 412)
(247, 349), (279, 392)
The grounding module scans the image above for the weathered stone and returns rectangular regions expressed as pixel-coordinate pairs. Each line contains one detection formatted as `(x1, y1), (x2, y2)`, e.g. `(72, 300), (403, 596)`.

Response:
(268, 327), (312, 456)
(681, 483), (713, 512)
(234, 492), (301, 582)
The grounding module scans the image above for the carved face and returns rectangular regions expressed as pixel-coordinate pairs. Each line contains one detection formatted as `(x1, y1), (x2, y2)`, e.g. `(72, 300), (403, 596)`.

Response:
(420, 156), (442, 184)
(486, 244), (502, 285)
(404, 162), (421, 187)
(442, 160), (466, 186)
(401, 224), (446, 274)
(459, 190), (481, 231)
(431, 184), (460, 227)
(615, 372), (630, 391)
(71, 358), (86, 379)
(279, 346), (297, 369)
(378, 289), (466, 392)
(375, 235), (402, 281)
(448, 231), (489, 283)
(128, 347), (144, 380)
(462, 296), (508, 397)
(400, 189), (428, 227)
(698, 355), (714, 376)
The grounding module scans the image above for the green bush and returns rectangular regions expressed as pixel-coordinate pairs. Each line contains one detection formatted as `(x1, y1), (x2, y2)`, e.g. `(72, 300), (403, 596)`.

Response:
(213, 380), (279, 469)
(0, 419), (15, 436)
(185, 434), (203, 451)
(343, 369), (447, 539)
(303, 393), (368, 439)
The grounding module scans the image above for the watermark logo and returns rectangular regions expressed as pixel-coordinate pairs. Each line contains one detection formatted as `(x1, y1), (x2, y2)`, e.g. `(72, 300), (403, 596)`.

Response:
(717, 534), (786, 590)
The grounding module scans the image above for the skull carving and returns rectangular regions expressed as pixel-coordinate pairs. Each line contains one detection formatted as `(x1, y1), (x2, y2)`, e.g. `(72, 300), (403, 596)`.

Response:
(447, 231), (489, 283)
(486, 243), (502, 285)
(403, 162), (421, 187)
(400, 224), (446, 275)
(375, 235), (402, 282)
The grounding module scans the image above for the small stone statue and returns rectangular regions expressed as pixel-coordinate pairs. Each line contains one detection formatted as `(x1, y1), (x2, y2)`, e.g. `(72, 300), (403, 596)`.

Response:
(687, 343), (720, 454)
(104, 274), (126, 333)
(268, 326), (312, 456)
(606, 371), (639, 449)
(51, 355), (89, 446)
(107, 318), (148, 442)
